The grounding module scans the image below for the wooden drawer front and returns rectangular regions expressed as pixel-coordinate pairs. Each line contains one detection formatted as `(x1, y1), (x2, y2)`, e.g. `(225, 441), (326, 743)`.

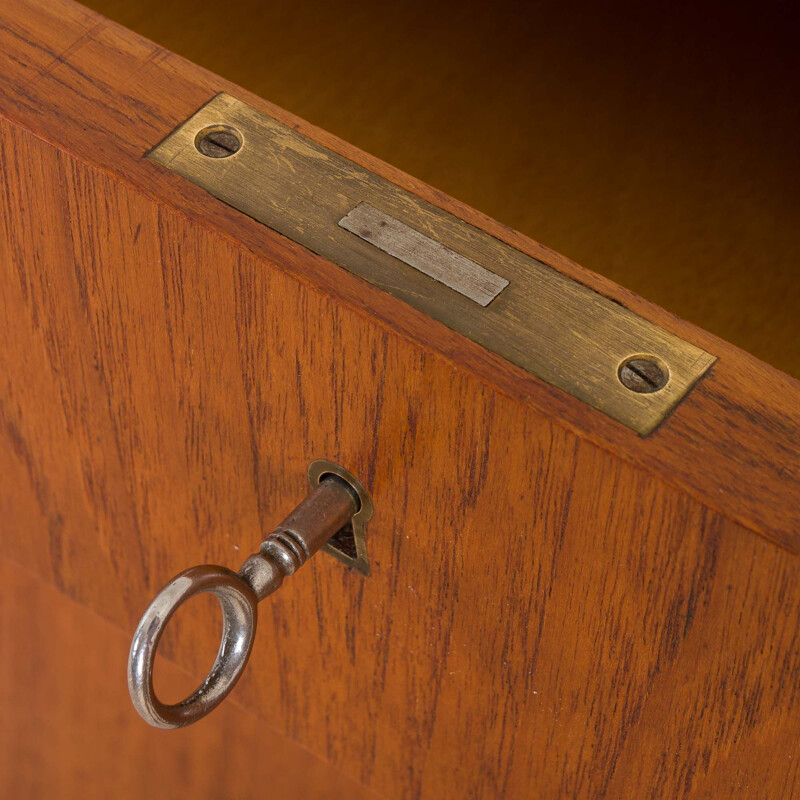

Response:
(1, 2), (800, 798)
(2, 111), (800, 798)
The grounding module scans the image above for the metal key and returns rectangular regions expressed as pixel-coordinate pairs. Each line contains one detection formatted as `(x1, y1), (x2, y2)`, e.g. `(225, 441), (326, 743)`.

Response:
(127, 460), (371, 729)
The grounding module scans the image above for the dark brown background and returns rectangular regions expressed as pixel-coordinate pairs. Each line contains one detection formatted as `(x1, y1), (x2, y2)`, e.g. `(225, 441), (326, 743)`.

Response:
(83, 0), (800, 375)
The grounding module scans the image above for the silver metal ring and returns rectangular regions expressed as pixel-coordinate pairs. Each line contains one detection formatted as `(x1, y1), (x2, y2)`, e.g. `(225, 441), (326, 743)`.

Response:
(127, 565), (258, 729)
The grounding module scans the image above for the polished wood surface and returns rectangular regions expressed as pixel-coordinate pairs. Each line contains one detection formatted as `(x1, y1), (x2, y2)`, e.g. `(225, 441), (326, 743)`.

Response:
(0, 0), (797, 551)
(83, 0), (800, 379)
(0, 558), (382, 800)
(1, 1), (800, 798)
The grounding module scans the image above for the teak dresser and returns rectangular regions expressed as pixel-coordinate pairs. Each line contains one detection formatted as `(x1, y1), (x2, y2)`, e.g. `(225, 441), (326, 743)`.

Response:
(1, 0), (799, 797)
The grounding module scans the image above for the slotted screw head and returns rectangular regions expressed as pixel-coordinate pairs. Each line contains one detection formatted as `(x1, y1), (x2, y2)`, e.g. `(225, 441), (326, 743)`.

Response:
(195, 125), (242, 158)
(618, 357), (669, 394)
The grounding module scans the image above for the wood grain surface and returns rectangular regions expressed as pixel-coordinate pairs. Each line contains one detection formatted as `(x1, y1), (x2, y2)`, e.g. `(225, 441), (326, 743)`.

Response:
(0, 557), (383, 800)
(0, 2), (800, 799)
(0, 0), (798, 554)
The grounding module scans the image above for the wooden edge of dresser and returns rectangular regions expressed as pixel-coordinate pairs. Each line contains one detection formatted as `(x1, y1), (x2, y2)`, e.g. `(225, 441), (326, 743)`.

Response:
(0, 0), (798, 553)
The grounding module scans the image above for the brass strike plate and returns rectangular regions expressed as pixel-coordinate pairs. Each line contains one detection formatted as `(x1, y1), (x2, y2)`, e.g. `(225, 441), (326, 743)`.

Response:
(149, 93), (715, 435)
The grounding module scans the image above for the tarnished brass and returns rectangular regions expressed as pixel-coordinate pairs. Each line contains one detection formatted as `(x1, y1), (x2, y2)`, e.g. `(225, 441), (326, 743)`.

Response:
(308, 459), (372, 576)
(149, 93), (715, 435)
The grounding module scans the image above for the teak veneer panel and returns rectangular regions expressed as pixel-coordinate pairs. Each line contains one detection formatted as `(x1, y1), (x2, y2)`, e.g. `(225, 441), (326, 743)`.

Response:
(1, 1), (800, 798)
(0, 558), (382, 800)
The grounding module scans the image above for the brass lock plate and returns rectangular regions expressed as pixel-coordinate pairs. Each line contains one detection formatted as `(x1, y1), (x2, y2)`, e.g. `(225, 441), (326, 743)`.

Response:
(149, 93), (715, 435)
